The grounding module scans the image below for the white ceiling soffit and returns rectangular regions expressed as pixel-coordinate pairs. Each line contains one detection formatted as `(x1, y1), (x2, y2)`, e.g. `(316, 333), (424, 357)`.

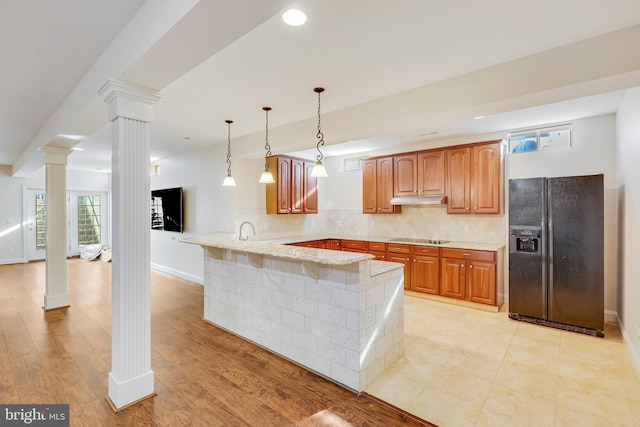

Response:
(4, 0), (640, 175)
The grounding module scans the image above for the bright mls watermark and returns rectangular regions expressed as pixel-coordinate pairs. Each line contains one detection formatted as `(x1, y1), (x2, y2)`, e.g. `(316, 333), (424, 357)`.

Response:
(1, 405), (69, 426)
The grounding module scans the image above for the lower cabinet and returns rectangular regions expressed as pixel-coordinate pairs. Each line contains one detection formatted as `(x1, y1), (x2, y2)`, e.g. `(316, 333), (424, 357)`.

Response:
(386, 243), (411, 290)
(286, 239), (498, 306)
(440, 248), (497, 305)
(411, 245), (440, 294)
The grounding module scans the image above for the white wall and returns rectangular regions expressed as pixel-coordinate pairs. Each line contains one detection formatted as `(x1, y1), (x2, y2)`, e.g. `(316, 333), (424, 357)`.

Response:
(0, 166), (110, 265)
(616, 88), (640, 374)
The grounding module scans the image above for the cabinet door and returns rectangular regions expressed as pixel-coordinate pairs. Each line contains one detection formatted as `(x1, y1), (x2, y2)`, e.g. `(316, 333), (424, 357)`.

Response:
(362, 159), (377, 214)
(377, 157), (396, 213)
(472, 143), (501, 214)
(290, 159), (304, 214)
(327, 239), (341, 251)
(276, 157), (291, 214)
(440, 257), (466, 299)
(394, 154), (418, 197)
(467, 261), (496, 305)
(387, 253), (411, 290)
(303, 161), (318, 214)
(446, 147), (471, 214)
(411, 255), (439, 294)
(418, 150), (446, 196)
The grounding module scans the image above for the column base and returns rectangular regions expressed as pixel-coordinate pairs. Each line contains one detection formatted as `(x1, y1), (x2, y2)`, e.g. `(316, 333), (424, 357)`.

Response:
(43, 293), (69, 310)
(108, 370), (155, 410)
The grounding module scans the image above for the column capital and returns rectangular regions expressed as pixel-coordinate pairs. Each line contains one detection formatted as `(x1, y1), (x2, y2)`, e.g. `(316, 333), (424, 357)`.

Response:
(41, 146), (72, 165)
(98, 79), (163, 123)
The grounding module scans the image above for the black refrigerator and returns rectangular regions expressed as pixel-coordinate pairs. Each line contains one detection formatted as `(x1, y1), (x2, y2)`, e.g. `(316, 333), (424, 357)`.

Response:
(508, 174), (604, 337)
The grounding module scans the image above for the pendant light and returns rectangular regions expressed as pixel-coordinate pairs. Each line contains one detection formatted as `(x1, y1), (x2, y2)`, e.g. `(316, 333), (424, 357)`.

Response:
(258, 106), (275, 184)
(222, 119), (236, 187)
(311, 87), (328, 178)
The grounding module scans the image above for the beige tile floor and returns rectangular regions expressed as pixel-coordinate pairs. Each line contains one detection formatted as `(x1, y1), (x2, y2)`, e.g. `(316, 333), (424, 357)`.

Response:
(366, 295), (640, 427)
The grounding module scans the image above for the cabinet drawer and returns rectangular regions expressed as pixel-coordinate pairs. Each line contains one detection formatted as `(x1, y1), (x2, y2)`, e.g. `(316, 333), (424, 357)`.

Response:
(386, 243), (410, 254)
(368, 241), (386, 251)
(441, 248), (495, 262)
(411, 245), (439, 256)
(369, 250), (386, 260)
(341, 239), (368, 251)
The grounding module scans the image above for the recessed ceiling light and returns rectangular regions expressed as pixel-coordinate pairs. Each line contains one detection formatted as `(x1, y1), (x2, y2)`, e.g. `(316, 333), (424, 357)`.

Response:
(282, 9), (307, 26)
(474, 115), (485, 120)
(71, 147), (84, 151)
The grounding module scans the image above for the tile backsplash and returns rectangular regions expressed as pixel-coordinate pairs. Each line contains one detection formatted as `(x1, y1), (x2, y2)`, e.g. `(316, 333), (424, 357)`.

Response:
(234, 205), (506, 244)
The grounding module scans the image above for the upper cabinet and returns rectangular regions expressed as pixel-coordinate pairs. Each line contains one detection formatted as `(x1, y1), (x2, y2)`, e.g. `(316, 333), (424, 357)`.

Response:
(266, 155), (317, 215)
(394, 154), (418, 196)
(393, 150), (447, 197)
(363, 157), (400, 214)
(418, 150), (447, 196)
(447, 142), (502, 214)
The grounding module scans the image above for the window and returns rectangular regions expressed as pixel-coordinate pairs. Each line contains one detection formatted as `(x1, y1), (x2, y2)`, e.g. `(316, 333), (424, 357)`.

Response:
(508, 125), (571, 154)
(35, 194), (46, 250)
(77, 195), (101, 245)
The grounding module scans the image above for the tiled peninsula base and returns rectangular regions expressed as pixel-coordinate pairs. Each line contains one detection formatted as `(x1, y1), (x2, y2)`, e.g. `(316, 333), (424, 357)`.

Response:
(202, 246), (404, 392)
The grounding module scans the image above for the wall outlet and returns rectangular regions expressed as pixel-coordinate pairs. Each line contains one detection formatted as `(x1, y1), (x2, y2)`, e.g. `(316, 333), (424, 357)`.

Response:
(337, 220), (343, 228)
(464, 224), (470, 232)
(225, 249), (231, 260)
(263, 223), (268, 231)
(7, 246), (13, 253)
(370, 221), (375, 229)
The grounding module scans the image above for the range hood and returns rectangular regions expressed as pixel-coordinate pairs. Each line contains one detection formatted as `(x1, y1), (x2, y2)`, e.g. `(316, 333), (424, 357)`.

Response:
(389, 195), (447, 205)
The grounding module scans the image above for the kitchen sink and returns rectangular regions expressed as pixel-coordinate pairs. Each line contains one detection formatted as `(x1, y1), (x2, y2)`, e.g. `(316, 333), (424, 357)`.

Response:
(388, 237), (450, 245)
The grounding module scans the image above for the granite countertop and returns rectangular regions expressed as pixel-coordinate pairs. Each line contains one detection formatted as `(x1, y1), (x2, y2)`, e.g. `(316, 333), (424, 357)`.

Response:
(182, 233), (374, 266)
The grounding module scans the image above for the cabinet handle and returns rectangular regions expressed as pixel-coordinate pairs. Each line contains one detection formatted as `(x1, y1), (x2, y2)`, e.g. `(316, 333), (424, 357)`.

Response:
(461, 264), (464, 267)
(470, 265), (473, 268)
(474, 207), (478, 210)
(466, 207), (470, 211)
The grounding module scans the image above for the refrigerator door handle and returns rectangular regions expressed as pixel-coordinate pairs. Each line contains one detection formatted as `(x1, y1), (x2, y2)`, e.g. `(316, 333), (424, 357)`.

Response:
(546, 181), (553, 320)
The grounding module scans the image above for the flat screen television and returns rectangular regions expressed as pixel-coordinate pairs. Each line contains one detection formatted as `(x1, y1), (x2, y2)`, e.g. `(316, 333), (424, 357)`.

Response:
(151, 187), (183, 232)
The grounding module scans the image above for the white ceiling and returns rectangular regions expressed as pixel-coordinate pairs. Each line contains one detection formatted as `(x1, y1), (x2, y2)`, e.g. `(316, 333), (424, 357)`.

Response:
(3, 0), (640, 176)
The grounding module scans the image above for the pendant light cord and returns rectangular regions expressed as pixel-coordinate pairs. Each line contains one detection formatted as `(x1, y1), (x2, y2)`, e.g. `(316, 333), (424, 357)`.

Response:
(226, 120), (233, 175)
(263, 107), (272, 169)
(315, 87), (325, 162)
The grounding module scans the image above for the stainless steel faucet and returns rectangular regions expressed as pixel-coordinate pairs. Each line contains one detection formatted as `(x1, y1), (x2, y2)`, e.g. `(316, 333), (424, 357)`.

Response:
(238, 221), (256, 241)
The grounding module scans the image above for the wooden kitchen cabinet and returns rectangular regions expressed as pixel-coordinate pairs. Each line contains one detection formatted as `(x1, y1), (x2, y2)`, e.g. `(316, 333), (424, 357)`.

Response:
(447, 142), (501, 214)
(411, 245), (440, 294)
(362, 157), (400, 214)
(394, 150), (446, 198)
(341, 239), (368, 253)
(394, 154), (418, 196)
(266, 155), (317, 215)
(368, 241), (386, 260)
(440, 248), (497, 305)
(418, 150), (447, 196)
(326, 239), (341, 250)
(387, 243), (411, 289)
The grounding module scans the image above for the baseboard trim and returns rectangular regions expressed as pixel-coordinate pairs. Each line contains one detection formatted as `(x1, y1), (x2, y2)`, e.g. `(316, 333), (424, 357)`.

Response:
(605, 309), (618, 323)
(151, 263), (203, 285)
(611, 311), (640, 380)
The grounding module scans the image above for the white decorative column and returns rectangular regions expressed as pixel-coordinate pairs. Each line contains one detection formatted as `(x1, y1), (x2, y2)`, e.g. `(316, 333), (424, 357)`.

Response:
(98, 79), (163, 411)
(42, 146), (72, 310)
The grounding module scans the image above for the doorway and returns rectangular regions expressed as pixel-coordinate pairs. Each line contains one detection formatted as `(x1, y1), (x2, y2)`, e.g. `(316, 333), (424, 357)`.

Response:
(26, 189), (109, 261)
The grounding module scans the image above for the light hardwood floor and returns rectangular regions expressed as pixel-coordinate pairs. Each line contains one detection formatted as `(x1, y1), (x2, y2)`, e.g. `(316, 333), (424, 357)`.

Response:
(0, 259), (433, 426)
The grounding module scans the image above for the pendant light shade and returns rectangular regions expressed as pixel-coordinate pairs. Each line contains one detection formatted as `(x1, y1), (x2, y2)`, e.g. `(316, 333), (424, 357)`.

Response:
(311, 87), (328, 178)
(222, 119), (236, 187)
(258, 106), (275, 184)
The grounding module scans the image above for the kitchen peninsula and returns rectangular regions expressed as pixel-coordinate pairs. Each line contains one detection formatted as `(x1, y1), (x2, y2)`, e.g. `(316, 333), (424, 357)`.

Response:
(182, 233), (405, 392)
